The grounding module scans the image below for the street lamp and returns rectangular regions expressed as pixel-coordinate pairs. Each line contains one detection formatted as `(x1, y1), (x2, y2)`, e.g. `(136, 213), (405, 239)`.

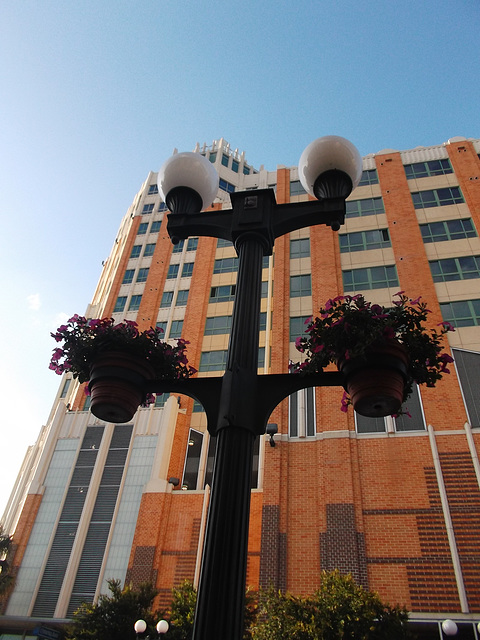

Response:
(441, 619), (458, 636)
(152, 136), (362, 640)
(134, 619), (169, 638)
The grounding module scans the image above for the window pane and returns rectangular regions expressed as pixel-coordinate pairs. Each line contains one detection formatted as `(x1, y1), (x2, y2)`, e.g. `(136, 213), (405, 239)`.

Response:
(114, 297), (127, 312)
(395, 385), (425, 431)
(136, 268), (149, 283)
(122, 269), (135, 284)
(144, 243), (156, 257)
(290, 274), (311, 297)
(176, 290), (189, 306)
(182, 430), (203, 490)
(167, 264), (179, 279)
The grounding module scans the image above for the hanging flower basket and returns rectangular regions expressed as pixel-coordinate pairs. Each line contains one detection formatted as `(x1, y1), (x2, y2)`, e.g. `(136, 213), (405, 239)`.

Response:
(291, 293), (454, 416)
(50, 316), (196, 422)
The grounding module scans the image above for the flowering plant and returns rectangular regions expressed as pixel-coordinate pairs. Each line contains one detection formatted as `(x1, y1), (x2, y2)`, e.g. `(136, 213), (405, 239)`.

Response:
(292, 292), (454, 407)
(50, 315), (196, 386)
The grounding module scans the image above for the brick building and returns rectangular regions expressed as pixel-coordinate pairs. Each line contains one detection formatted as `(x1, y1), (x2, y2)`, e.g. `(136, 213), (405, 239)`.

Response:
(2, 136), (480, 638)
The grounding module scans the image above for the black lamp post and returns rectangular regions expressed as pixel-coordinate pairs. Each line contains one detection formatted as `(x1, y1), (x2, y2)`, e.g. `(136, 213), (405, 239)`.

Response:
(148, 136), (362, 640)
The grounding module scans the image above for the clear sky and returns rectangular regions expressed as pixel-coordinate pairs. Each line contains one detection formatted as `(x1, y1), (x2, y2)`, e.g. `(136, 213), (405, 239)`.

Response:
(0, 0), (478, 517)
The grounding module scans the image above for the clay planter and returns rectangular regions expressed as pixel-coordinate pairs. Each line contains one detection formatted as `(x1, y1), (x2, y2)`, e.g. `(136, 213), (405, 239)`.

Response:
(338, 341), (409, 418)
(88, 351), (155, 423)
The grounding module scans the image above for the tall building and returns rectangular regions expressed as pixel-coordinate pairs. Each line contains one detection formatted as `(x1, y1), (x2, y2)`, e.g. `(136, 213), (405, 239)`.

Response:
(2, 137), (480, 638)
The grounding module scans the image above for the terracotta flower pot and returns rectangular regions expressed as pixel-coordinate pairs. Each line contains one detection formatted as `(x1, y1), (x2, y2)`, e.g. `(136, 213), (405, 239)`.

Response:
(338, 341), (409, 418)
(88, 351), (155, 423)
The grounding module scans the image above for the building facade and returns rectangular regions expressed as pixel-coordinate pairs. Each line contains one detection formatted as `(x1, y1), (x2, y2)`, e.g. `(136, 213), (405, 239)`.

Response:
(2, 136), (480, 638)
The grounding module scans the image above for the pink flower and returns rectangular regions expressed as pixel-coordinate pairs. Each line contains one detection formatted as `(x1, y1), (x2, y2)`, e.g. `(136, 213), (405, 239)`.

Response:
(383, 326), (395, 339)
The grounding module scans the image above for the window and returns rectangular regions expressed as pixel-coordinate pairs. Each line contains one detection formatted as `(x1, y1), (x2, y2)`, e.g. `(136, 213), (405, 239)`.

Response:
(158, 202), (168, 212)
(357, 169), (379, 186)
(204, 435), (259, 488)
(167, 264), (179, 279)
(136, 267), (149, 283)
(156, 321), (167, 335)
(199, 350), (228, 372)
(290, 238), (310, 259)
(148, 184), (159, 195)
(176, 289), (189, 306)
(142, 203), (154, 214)
(412, 187), (464, 209)
(122, 269), (135, 284)
(187, 237), (198, 251)
(160, 291), (174, 307)
(346, 197), (385, 218)
(137, 222), (148, 235)
(259, 311), (267, 331)
(356, 385), (425, 433)
(258, 347), (265, 368)
(290, 180), (307, 196)
(219, 178), (235, 193)
(404, 159), (453, 179)
(214, 257), (239, 273)
(113, 296), (127, 312)
(205, 315), (233, 335)
(209, 152), (217, 163)
(343, 265), (399, 291)
(261, 281), (271, 298)
(289, 388), (315, 437)
(172, 239), (185, 253)
(130, 245), (141, 259)
(217, 238), (233, 248)
(210, 284), (236, 302)
(169, 320), (184, 338)
(232, 159), (239, 173)
(193, 400), (205, 413)
(182, 429), (203, 490)
(430, 256), (480, 282)
(243, 165), (251, 175)
(182, 262), (194, 278)
(60, 378), (71, 399)
(154, 392), (169, 407)
(290, 316), (310, 342)
(221, 153), (229, 167)
(144, 243), (156, 257)
(128, 295), (142, 311)
(440, 299), (480, 327)
(150, 220), (162, 233)
(290, 274), (312, 298)
(452, 348), (480, 427)
(339, 229), (391, 253)
(420, 218), (477, 244)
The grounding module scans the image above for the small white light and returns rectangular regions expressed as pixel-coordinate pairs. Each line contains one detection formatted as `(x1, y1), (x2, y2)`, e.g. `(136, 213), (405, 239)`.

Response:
(157, 152), (219, 211)
(298, 135), (363, 196)
(157, 620), (169, 634)
(441, 619), (458, 636)
(134, 619), (147, 634)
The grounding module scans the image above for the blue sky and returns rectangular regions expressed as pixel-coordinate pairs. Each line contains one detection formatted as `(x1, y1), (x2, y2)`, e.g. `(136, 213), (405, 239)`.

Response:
(0, 0), (478, 515)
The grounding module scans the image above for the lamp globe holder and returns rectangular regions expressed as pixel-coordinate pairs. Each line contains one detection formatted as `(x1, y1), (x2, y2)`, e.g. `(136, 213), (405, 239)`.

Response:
(157, 151), (219, 215)
(298, 135), (363, 201)
(134, 620), (147, 634)
(156, 620), (169, 634)
(441, 619), (458, 636)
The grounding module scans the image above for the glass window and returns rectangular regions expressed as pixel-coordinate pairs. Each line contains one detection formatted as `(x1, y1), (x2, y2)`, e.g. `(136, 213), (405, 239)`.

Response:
(404, 159), (453, 179)
(290, 180), (307, 196)
(150, 220), (162, 233)
(259, 311), (267, 331)
(144, 243), (156, 257)
(122, 269), (135, 284)
(209, 152), (217, 163)
(113, 296), (127, 312)
(356, 386), (425, 433)
(199, 350), (228, 372)
(204, 435), (259, 489)
(156, 321), (167, 335)
(148, 184), (159, 195)
(232, 159), (239, 173)
(158, 202), (168, 212)
(160, 291), (174, 307)
(412, 187), (464, 209)
(290, 238), (310, 259)
(137, 222), (148, 235)
(343, 265), (399, 291)
(169, 320), (184, 338)
(154, 392), (169, 407)
(261, 281), (271, 298)
(217, 238), (233, 248)
(289, 388), (316, 437)
(187, 237), (198, 251)
(453, 348), (480, 427)
(128, 295), (142, 311)
(214, 257), (239, 273)
(142, 203), (154, 214)
(290, 274), (312, 298)
(182, 429), (203, 490)
(182, 262), (194, 278)
(193, 400), (205, 413)
(420, 218), (477, 244)
(219, 178), (235, 193)
(172, 239), (185, 253)
(60, 379), (71, 399)
(176, 289), (189, 306)
(339, 229), (391, 253)
(346, 197), (385, 218)
(290, 316), (310, 342)
(136, 267), (149, 283)
(130, 245), (141, 259)
(205, 316), (232, 335)
(357, 169), (379, 186)
(243, 165), (251, 175)
(167, 264), (179, 279)
(440, 299), (480, 327)
(430, 256), (480, 282)
(221, 154), (229, 167)
(210, 285), (236, 302)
